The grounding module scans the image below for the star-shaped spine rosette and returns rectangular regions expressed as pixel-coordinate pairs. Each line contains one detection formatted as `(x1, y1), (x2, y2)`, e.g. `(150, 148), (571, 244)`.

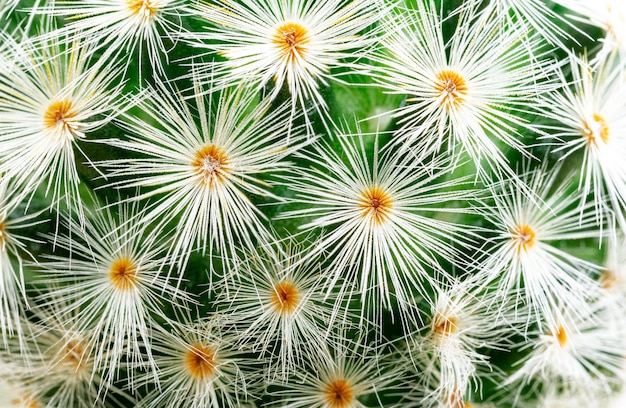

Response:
(279, 134), (476, 329)
(0, 295), (134, 407)
(0, 1), (623, 407)
(102, 77), (306, 275)
(478, 165), (603, 330)
(189, 0), (383, 132)
(404, 278), (517, 407)
(504, 301), (625, 405)
(373, 0), (555, 184)
(542, 53), (626, 236)
(137, 315), (256, 408)
(222, 238), (335, 381)
(36, 201), (189, 390)
(35, 0), (188, 78)
(271, 329), (395, 408)
(0, 30), (124, 224)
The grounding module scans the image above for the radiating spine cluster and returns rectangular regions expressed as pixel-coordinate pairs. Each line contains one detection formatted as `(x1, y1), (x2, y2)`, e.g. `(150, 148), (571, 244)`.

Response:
(1, 0), (626, 407)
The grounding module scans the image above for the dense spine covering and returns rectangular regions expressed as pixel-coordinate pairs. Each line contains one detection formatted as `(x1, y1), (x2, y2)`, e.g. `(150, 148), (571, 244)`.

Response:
(0, 1), (626, 407)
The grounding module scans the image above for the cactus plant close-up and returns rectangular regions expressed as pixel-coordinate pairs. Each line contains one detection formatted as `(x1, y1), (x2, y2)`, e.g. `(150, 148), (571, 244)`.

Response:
(1, 0), (626, 407)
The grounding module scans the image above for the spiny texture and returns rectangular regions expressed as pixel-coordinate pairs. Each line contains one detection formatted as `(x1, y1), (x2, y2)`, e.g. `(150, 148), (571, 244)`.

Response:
(0, 1), (625, 407)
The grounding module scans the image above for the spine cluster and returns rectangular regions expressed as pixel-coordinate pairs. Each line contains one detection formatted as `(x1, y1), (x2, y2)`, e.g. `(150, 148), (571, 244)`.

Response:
(0, 0), (625, 407)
